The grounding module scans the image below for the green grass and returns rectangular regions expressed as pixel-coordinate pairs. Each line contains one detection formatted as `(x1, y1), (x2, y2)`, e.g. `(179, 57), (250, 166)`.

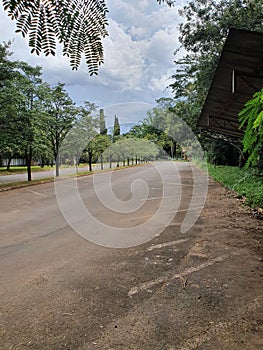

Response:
(0, 165), (53, 175)
(0, 163), (92, 175)
(207, 164), (263, 208)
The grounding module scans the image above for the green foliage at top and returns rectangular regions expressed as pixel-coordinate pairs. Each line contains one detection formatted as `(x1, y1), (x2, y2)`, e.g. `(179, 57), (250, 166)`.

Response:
(239, 88), (263, 170)
(2, 0), (175, 73)
(178, 0), (263, 55)
(3, 0), (109, 74)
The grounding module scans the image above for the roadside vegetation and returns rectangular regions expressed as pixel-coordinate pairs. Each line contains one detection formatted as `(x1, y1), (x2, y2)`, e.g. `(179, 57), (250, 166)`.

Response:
(0, 163), (91, 175)
(208, 165), (263, 209)
(0, 165), (52, 175)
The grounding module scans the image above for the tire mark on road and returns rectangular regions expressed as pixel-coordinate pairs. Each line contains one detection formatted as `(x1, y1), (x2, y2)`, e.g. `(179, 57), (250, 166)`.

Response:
(128, 252), (241, 297)
(147, 238), (189, 251)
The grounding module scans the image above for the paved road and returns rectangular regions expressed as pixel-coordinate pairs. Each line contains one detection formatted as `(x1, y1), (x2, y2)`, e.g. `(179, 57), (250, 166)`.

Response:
(0, 162), (262, 350)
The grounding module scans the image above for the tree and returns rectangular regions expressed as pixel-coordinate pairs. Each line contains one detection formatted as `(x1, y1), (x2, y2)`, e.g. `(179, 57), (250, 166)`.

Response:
(62, 101), (100, 172)
(104, 137), (159, 165)
(91, 134), (111, 170)
(99, 108), (107, 135)
(18, 63), (46, 180)
(0, 49), (48, 178)
(129, 107), (179, 159)
(0, 43), (23, 168)
(113, 115), (120, 140)
(239, 88), (263, 171)
(42, 83), (77, 177)
(2, 1), (175, 73)
(178, 0), (263, 55)
(0, 41), (16, 88)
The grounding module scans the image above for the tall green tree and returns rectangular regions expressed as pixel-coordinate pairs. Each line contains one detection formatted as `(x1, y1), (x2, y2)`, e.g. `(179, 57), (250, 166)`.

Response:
(63, 101), (100, 172)
(0, 42), (23, 168)
(18, 63), (45, 180)
(0, 49), (48, 178)
(89, 134), (111, 170)
(113, 115), (120, 140)
(42, 83), (77, 177)
(99, 108), (107, 135)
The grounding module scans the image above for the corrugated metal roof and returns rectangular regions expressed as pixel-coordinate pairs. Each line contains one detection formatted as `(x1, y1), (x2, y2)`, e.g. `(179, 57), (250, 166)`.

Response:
(198, 28), (263, 138)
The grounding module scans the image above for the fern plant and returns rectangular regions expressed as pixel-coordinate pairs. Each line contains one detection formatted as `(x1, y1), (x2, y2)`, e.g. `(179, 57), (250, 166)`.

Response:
(239, 88), (263, 171)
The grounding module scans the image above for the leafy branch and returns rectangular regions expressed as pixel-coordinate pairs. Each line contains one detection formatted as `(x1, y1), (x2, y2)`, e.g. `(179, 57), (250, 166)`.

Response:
(2, 0), (175, 74)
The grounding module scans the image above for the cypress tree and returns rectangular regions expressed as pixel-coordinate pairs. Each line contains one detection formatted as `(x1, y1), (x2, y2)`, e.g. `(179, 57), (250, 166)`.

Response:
(99, 109), (107, 135)
(113, 115), (120, 139)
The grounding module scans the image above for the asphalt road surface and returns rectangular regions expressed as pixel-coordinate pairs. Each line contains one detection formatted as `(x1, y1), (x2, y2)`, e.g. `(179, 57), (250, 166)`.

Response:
(0, 161), (262, 350)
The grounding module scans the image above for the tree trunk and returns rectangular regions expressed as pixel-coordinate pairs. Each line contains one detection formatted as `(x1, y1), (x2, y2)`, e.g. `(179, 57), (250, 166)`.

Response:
(170, 144), (174, 159)
(55, 155), (60, 177)
(88, 158), (92, 172)
(40, 157), (45, 168)
(27, 145), (33, 181)
(238, 151), (245, 169)
(88, 150), (93, 172)
(100, 155), (103, 170)
(6, 156), (12, 171)
(109, 154), (112, 169)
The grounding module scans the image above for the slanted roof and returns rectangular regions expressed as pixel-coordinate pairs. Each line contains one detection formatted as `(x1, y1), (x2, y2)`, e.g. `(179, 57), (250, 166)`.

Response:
(198, 28), (263, 138)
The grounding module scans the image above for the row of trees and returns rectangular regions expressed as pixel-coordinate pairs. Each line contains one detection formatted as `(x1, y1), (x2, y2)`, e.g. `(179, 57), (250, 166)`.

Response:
(0, 43), (162, 178)
(0, 42), (109, 179)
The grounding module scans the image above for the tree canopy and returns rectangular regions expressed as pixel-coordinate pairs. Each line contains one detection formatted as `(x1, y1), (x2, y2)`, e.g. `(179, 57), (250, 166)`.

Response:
(169, 0), (263, 167)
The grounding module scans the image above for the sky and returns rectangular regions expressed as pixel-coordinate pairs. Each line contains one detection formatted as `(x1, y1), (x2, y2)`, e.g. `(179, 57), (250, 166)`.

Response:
(0, 0), (185, 127)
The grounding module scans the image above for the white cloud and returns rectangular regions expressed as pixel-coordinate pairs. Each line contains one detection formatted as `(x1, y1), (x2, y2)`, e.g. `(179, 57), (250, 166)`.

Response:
(100, 19), (145, 91)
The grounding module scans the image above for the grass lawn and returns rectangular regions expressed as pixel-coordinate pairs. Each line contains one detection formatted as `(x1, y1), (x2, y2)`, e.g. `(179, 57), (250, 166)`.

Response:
(0, 165), (53, 175)
(207, 164), (263, 209)
(0, 163), (91, 175)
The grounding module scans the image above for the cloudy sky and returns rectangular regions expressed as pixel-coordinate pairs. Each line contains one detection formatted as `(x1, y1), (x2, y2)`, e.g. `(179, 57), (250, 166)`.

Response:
(0, 0), (185, 127)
